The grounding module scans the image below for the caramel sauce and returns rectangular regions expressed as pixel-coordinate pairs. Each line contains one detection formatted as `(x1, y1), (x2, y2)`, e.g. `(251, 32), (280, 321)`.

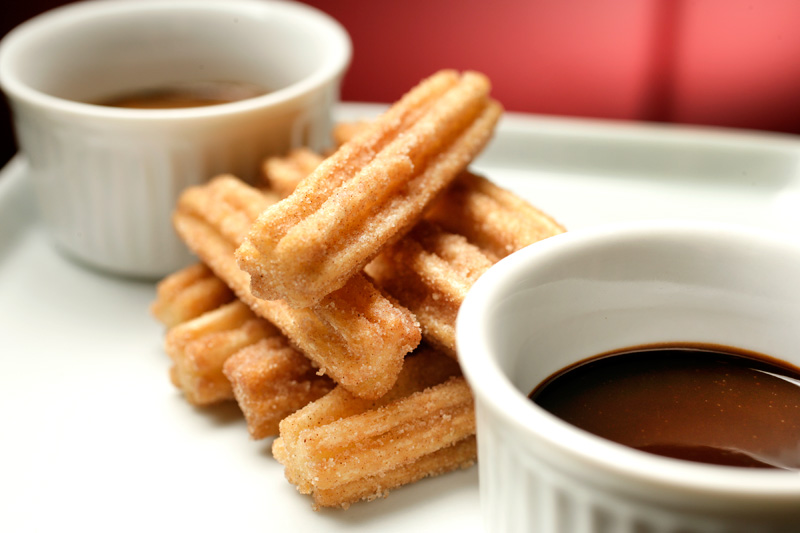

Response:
(529, 344), (800, 470)
(98, 81), (267, 109)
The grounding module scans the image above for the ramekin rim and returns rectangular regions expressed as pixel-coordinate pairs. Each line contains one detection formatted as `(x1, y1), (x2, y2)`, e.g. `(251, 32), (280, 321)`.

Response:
(0, 0), (352, 121)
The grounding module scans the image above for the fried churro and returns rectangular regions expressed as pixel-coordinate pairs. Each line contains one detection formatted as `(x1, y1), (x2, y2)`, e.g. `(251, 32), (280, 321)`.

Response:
(273, 431), (476, 510)
(174, 176), (420, 399)
(153, 261), (335, 425)
(237, 70), (503, 307)
(331, 121), (566, 256)
(426, 170), (566, 261)
(259, 147), (564, 262)
(223, 336), (335, 439)
(260, 128), (564, 263)
(273, 347), (475, 509)
(366, 221), (493, 357)
(151, 263), (234, 328)
(165, 300), (278, 405)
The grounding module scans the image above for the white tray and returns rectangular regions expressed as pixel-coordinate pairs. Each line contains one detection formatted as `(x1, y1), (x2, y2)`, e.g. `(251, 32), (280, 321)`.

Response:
(2, 104), (799, 533)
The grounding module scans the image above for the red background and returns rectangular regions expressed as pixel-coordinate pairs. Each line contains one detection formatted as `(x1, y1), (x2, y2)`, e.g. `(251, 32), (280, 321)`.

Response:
(3, 0), (800, 167)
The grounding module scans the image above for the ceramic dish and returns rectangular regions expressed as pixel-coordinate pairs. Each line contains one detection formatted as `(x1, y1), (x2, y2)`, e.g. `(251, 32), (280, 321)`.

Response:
(0, 0), (350, 278)
(457, 220), (800, 533)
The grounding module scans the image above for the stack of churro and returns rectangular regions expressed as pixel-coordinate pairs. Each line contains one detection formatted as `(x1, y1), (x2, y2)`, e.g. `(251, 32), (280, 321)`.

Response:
(152, 269), (335, 434)
(173, 176), (419, 399)
(151, 69), (565, 509)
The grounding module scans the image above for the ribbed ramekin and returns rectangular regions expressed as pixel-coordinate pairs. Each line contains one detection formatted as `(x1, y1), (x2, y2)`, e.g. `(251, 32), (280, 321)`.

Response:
(0, 0), (351, 278)
(457, 220), (800, 533)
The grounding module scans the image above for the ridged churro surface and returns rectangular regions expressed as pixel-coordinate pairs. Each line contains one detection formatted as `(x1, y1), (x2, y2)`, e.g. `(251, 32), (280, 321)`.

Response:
(223, 336), (335, 439)
(366, 221), (493, 357)
(274, 347), (474, 509)
(164, 300), (277, 405)
(368, 172), (565, 355)
(257, 153), (565, 357)
(154, 260), (336, 429)
(174, 176), (420, 399)
(426, 171), (566, 261)
(237, 70), (503, 307)
(151, 263), (234, 328)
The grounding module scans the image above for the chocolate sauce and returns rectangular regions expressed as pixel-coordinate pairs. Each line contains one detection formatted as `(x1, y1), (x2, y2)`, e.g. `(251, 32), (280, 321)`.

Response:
(529, 344), (800, 470)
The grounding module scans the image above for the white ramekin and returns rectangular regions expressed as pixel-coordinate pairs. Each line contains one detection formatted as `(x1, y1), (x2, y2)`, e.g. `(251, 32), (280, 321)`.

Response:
(457, 220), (800, 533)
(0, 0), (351, 278)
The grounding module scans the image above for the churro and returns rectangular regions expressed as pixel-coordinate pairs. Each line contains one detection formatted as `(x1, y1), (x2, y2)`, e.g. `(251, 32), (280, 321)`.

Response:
(153, 260), (335, 425)
(259, 147), (564, 261)
(223, 336), (335, 439)
(151, 263), (234, 328)
(273, 347), (475, 509)
(366, 221), (493, 357)
(273, 433), (476, 510)
(165, 300), (277, 405)
(237, 70), (503, 307)
(333, 122), (566, 256)
(174, 176), (420, 399)
(426, 170), (566, 261)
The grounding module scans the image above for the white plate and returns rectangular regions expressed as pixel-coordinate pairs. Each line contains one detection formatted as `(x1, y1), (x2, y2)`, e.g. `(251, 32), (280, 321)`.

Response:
(2, 104), (800, 533)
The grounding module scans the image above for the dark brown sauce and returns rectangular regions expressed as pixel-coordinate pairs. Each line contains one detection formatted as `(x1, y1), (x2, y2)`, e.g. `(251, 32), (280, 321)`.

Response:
(98, 81), (268, 109)
(529, 344), (800, 470)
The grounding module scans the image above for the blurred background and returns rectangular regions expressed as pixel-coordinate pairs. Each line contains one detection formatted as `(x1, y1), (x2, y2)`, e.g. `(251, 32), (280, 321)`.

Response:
(3, 0), (800, 168)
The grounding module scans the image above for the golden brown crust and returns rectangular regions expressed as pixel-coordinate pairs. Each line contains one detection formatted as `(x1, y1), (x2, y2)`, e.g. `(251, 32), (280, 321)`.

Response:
(174, 176), (420, 399)
(317, 437), (476, 510)
(273, 434), (477, 510)
(273, 347), (474, 508)
(366, 221), (494, 357)
(223, 336), (335, 439)
(252, 152), (565, 358)
(151, 263), (234, 328)
(153, 261), (335, 425)
(255, 149), (565, 265)
(165, 300), (278, 405)
(292, 377), (473, 488)
(367, 172), (565, 355)
(236, 70), (503, 308)
(426, 171), (566, 261)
